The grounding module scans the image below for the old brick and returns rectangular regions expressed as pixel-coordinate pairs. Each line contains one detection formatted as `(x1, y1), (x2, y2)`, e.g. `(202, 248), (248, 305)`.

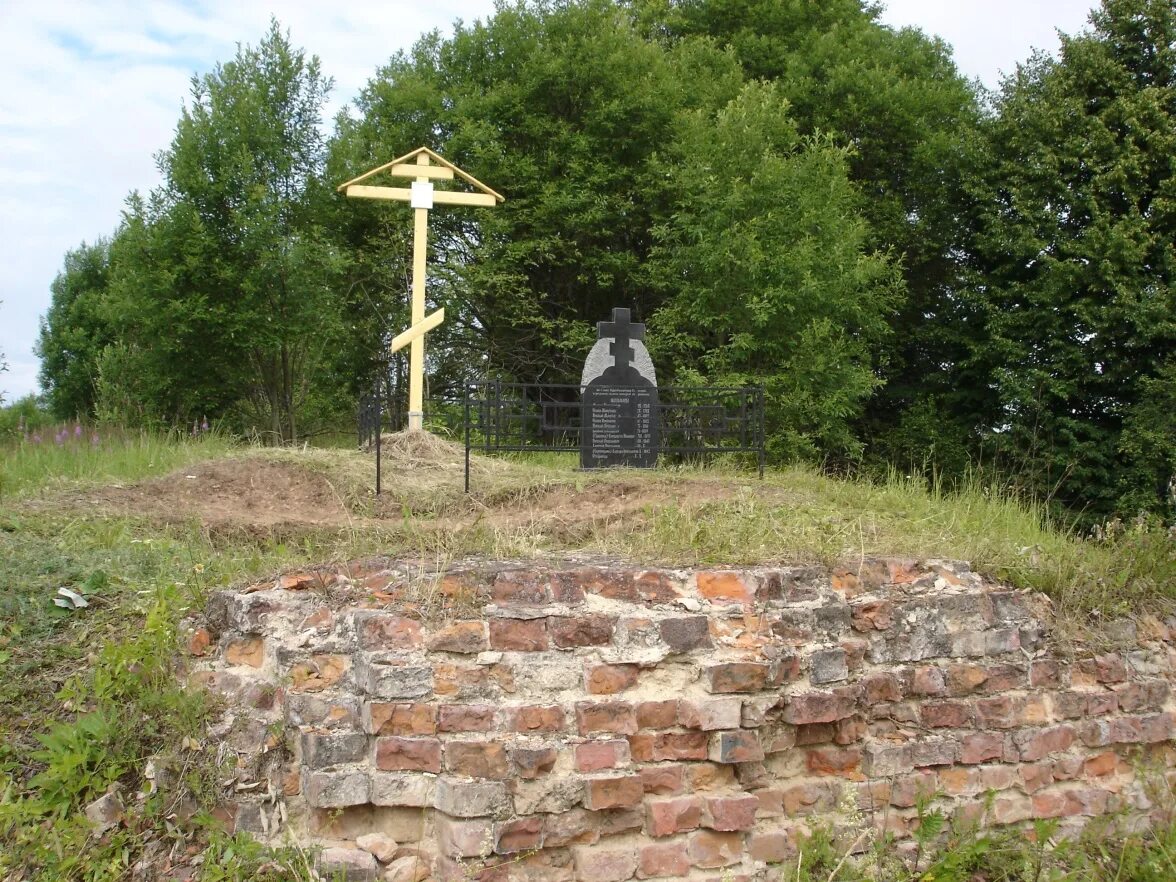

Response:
(850, 600), (894, 631)
(636, 700), (679, 729)
(359, 657), (432, 700)
(572, 843), (638, 882)
(369, 771), (435, 807)
(975, 695), (1023, 729)
(959, 732), (1005, 764)
(703, 794), (758, 831)
(782, 690), (858, 724)
(862, 743), (913, 777)
(436, 815), (494, 858)
(679, 698), (742, 731)
(658, 616), (712, 652)
(428, 621), (488, 654)
(709, 730), (764, 764)
(629, 732), (709, 762)
(510, 705), (566, 733)
(1083, 751), (1119, 777)
(303, 769), (370, 808)
(807, 746), (864, 777)
(638, 841), (691, 878)
(704, 662), (770, 694)
(356, 613), (423, 650)
(511, 746), (558, 779)
(687, 830), (742, 869)
(810, 648), (849, 684)
(301, 730), (367, 768)
(587, 663), (639, 695)
(224, 636), (265, 667)
(488, 618), (548, 651)
(1016, 725), (1075, 762)
(290, 654), (349, 693)
(576, 701), (638, 736)
(374, 737), (441, 773)
(1020, 763), (1053, 793)
(495, 816), (543, 855)
(911, 666), (946, 695)
(911, 740), (956, 767)
(492, 572), (550, 606)
(365, 702), (437, 736)
(187, 627), (212, 656)
(550, 614), (615, 648)
(433, 662), (513, 699)
(433, 778), (511, 818)
(445, 741), (509, 779)
(575, 740), (630, 772)
(646, 795), (703, 836)
(542, 808), (600, 848)
(1029, 659), (1063, 688)
(438, 704), (497, 733)
(640, 764), (686, 795)
(945, 663), (988, 695)
(781, 781), (838, 814)
(748, 830), (793, 863)
(696, 571), (755, 604)
(583, 775), (644, 810)
(920, 701), (973, 728)
(890, 771), (938, 808)
(862, 672), (904, 703)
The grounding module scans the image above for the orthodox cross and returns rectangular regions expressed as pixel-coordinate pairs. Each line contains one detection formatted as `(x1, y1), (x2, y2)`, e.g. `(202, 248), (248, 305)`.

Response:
(338, 147), (504, 431)
(597, 308), (644, 377)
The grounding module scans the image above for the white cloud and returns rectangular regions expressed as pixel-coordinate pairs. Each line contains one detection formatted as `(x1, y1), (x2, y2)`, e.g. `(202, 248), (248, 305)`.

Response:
(0, 0), (1103, 403)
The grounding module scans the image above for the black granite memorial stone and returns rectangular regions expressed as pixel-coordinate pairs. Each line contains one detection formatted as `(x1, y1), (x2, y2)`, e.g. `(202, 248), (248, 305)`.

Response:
(580, 308), (659, 469)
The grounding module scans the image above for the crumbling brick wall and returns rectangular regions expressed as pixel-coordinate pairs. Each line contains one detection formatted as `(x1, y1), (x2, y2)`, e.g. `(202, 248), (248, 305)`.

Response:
(186, 558), (1176, 881)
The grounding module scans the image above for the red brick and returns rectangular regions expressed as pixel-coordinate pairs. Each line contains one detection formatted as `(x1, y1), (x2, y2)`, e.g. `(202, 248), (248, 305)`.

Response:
(640, 764), (686, 795)
(696, 571), (755, 604)
(187, 628), (212, 656)
(748, 830), (793, 863)
(959, 732), (1005, 764)
(509, 705), (566, 733)
(357, 614), (422, 650)
(583, 775), (644, 810)
(709, 730), (764, 764)
(427, 621), (488, 654)
(542, 808), (599, 848)
(374, 736), (441, 773)
(636, 700), (679, 729)
(975, 696), (1023, 729)
(491, 572), (550, 606)
(911, 666), (946, 696)
(550, 614), (615, 648)
(687, 830), (742, 869)
(445, 741), (509, 779)
(992, 794), (1033, 824)
(638, 841), (691, 878)
(862, 672), (903, 703)
(945, 663), (988, 696)
(850, 600), (894, 631)
(575, 739), (630, 772)
(494, 816), (542, 855)
(1029, 659), (1063, 688)
(704, 662), (770, 693)
(890, 771), (938, 808)
(658, 616), (712, 652)
(510, 746), (557, 779)
(806, 746), (863, 779)
(920, 701), (973, 728)
(438, 704), (496, 733)
(488, 618), (548, 651)
(702, 794), (758, 831)
(586, 663), (639, 695)
(1077, 653), (1129, 685)
(576, 701), (638, 736)
(366, 702), (437, 736)
(781, 781), (838, 815)
(572, 843), (638, 882)
(782, 690), (858, 724)
(1016, 725), (1075, 761)
(1020, 763), (1053, 793)
(646, 795), (703, 836)
(629, 732), (709, 762)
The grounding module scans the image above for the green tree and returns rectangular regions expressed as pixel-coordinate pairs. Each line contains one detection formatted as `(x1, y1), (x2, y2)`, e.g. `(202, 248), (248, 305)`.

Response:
(649, 81), (903, 460)
(35, 242), (115, 419)
(971, 0), (1176, 519)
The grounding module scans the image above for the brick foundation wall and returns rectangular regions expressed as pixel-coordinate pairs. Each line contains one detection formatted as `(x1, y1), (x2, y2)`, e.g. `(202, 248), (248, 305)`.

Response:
(186, 559), (1176, 881)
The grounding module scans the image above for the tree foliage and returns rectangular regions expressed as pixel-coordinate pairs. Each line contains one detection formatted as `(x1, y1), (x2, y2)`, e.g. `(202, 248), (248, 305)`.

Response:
(970, 0), (1176, 520)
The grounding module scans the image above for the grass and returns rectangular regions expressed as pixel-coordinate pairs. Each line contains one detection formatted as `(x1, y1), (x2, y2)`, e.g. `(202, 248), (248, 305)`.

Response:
(0, 428), (1172, 878)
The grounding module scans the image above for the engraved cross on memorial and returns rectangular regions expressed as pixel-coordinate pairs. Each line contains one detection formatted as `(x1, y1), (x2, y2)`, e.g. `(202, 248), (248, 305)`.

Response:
(580, 308), (659, 469)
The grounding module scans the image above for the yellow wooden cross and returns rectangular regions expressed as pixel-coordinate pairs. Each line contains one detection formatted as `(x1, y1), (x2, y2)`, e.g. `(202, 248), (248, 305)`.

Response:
(338, 147), (504, 431)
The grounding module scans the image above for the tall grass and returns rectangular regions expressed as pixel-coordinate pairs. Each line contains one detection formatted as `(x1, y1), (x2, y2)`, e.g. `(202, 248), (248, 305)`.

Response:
(0, 425), (235, 500)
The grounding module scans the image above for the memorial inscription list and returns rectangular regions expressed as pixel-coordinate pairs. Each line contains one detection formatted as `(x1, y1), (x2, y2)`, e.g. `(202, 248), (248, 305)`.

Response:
(580, 308), (659, 469)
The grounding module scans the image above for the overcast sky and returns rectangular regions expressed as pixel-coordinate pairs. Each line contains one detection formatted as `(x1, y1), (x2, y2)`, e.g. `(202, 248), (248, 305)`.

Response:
(0, 0), (1099, 403)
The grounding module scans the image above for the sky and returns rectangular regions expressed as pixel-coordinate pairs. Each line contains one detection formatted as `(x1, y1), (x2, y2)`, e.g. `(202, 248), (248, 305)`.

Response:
(0, 0), (1100, 403)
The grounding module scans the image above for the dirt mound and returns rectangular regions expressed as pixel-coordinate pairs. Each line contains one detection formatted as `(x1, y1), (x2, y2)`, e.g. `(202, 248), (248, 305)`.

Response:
(83, 457), (352, 529)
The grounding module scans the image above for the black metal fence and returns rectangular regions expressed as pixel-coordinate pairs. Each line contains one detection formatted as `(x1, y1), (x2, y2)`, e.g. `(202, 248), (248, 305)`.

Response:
(461, 381), (764, 492)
